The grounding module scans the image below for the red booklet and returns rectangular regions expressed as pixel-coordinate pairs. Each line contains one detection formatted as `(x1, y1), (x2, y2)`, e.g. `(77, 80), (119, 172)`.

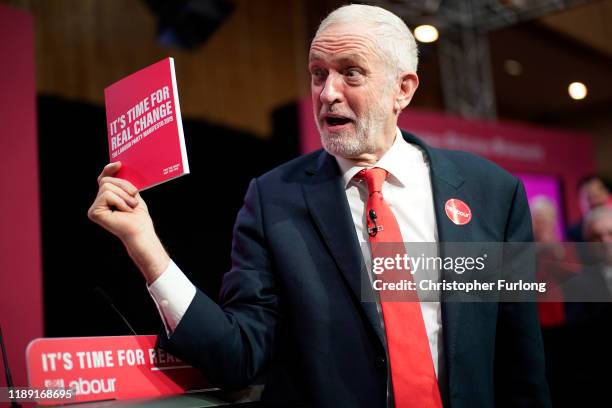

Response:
(104, 57), (189, 190)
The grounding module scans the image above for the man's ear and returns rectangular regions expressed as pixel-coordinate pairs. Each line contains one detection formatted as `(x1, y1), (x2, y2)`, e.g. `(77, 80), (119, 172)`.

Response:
(394, 72), (419, 113)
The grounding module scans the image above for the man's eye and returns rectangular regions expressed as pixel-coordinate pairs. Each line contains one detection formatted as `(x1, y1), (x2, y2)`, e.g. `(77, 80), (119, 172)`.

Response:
(346, 68), (361, 77)
(311, 68), (325, 79)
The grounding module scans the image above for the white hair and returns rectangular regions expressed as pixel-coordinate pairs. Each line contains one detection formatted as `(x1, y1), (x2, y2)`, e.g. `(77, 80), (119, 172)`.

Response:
(315, 4), (419, 74)
(583, 206), (612, 240)
(530, 195), (556, 216)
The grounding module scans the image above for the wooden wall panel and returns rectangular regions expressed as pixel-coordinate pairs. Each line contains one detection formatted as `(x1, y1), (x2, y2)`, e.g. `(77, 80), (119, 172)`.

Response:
(540, 0), (612, 58)
(3, 0), (310, 136)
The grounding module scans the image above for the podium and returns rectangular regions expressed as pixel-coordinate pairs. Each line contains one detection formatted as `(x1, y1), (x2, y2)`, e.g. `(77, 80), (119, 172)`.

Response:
(25, 335), (267, 406)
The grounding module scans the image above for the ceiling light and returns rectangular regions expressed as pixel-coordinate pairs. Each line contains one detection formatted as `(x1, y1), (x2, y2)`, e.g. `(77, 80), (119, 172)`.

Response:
(504, 59), (522, 76)
(568, 82), (587, 100)
(414, 25), (439, 43)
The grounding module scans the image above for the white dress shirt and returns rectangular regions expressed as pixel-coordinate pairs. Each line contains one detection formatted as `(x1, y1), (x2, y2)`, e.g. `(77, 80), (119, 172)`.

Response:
(335, 128), (443, 378)
(148, 260), (195, 334)
(148, 127), (443, 377)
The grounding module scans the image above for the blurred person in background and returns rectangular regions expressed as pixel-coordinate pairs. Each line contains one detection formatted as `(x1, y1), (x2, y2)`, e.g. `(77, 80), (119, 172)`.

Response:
(531, 195), (576, 327)
(566, 175), (612, 242)
(562, 206), (612, 406)
(564, 206), (612, 315)
(530, 196), (580, 407)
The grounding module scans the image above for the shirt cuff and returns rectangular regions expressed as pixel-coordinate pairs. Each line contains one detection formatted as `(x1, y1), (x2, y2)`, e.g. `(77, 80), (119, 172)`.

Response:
(147, 260), (196, 336)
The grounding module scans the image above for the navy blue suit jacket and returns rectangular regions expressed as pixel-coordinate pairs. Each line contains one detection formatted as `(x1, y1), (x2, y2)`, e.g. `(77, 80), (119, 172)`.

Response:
(159, 131), (550, 407)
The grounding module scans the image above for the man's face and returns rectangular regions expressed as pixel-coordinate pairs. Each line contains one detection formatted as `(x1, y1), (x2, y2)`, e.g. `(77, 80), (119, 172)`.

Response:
(532, 206), (557, 243)
(587, 213), (612, 243)
(308, 23), (398, 159)
(586, 212), (612, 264)
(579, 179), (611, 215)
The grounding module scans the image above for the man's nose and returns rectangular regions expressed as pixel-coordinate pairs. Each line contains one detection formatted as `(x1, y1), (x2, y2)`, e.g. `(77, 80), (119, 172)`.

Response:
(319, 73), (343, 105)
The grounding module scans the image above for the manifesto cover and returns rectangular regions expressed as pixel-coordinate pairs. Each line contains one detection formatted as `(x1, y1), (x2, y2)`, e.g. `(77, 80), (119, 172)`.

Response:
(104, 57), (189, 190)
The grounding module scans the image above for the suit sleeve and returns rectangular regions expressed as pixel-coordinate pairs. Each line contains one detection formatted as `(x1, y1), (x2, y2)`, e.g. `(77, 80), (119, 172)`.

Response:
(494, 179), (552, 407)
(157, 178), (280, 389)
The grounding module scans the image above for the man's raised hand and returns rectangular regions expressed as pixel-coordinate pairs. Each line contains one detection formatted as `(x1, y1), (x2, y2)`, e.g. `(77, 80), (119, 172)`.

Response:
(88, 162), (169, 283)
(88, 162), (152, 240)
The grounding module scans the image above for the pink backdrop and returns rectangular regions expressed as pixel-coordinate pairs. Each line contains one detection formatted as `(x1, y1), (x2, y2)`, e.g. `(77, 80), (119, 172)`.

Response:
(0, 4), (43, 387)
(299, 99), (595, 225)
(518, 174), (565, 239)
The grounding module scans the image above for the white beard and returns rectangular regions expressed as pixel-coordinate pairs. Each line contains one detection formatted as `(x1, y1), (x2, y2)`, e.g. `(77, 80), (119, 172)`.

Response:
(317, 92), (393, 159)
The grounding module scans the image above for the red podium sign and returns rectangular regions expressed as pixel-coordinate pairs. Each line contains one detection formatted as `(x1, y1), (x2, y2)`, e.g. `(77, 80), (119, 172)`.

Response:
(26, 335), (211, 405)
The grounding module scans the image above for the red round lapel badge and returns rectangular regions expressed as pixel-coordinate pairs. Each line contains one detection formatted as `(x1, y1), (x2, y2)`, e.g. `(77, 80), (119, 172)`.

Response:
(445, 198), (472, 226)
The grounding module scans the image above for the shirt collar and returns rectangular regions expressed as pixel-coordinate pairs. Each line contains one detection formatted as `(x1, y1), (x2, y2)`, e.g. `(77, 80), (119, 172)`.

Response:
(335, 127), (428, 188)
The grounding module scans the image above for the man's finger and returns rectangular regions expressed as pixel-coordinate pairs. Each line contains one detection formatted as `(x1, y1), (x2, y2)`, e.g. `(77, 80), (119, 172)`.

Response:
(101, 182), (139, 208)
(97, 161), (122, 184)
(98, 176), (138, 196)
(100, 190), (134, 213)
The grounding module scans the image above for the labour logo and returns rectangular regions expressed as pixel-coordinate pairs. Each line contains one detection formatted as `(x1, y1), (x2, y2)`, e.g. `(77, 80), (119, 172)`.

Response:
(445, 198), (472, 226)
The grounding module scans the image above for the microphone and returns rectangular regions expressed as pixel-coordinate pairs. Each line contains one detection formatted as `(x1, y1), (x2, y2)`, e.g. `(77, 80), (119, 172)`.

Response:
(0, 325), (21, 408)
(368, 209), (383, 237)
(94, 287), (138, 336)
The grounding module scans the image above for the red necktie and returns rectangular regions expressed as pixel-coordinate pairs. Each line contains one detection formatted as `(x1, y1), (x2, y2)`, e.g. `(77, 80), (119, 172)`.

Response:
(360, 167), (442, 408)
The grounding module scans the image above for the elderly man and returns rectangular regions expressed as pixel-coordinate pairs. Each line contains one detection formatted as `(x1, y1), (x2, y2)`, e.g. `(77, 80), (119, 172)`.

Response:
(562, 207), (612, 406)
(89, 4), (550, 407)
(567, 175), (612, 242)
(565, 206), (612, 305)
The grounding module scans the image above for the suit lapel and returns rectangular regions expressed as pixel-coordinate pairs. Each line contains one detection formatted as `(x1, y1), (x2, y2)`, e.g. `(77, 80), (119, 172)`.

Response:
(402, 131), (470, 390)
(301, 152), (387, 349)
